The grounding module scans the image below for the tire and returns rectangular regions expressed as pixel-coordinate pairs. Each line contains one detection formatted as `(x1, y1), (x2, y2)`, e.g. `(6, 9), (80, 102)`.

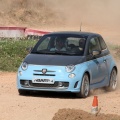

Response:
(76, 73), (90, 98)
(18, 89), (30, 96)
(106, 68), (117, 91)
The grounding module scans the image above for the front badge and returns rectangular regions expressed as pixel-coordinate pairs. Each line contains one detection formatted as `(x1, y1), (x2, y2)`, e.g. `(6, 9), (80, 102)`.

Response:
(42, 69), (47, 74)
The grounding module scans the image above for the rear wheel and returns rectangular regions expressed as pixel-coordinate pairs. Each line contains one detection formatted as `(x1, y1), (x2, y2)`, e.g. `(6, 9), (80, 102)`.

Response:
(76, 73), (90, 98)
(106, 68), (117, 91)
(18, 89), (30, 96)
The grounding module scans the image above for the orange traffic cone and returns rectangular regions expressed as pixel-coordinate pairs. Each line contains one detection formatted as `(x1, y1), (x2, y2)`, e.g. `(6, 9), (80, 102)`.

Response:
(91, 96), (98, 114)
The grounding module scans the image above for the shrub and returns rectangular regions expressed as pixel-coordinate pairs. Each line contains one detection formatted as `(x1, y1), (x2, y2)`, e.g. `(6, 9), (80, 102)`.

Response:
(0, 39), (37, 71)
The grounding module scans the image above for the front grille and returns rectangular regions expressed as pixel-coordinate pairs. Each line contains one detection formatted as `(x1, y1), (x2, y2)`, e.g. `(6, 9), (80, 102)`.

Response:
(20, 80), (69, 88)
(33, 69), (56, 76)
(33, 74), (55, 76)
(34, 70), (55, 72)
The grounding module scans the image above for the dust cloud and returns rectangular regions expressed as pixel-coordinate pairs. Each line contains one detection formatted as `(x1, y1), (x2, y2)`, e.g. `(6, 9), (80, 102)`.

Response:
(0, 0), (120, 33)
(45, 0), (120, 31)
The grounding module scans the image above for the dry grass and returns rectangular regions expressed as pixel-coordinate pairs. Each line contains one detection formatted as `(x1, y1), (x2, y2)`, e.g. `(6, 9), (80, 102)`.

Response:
(0, 0), (64, 28)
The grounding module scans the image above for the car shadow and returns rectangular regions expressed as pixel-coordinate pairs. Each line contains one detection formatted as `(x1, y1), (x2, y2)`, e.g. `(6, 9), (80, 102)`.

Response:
(24, 91), (78, 99)
(19, 88), (116, 99)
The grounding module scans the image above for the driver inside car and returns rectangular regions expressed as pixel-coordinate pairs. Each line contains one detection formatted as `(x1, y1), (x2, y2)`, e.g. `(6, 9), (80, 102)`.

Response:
(50, 37), (66, 51)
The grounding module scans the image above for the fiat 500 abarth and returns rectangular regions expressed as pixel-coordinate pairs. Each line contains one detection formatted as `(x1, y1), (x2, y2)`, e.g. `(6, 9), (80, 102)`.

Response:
(17, 31), (118, 98)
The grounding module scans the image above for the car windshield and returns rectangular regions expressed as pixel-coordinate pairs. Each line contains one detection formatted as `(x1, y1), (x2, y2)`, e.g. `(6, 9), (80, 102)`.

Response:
(31, 34), (87, 56)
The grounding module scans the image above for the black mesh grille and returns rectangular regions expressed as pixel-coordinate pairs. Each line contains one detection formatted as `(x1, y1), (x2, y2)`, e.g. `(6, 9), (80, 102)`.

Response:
(74, 81), (79, 88)
(20, 80), (69, 88)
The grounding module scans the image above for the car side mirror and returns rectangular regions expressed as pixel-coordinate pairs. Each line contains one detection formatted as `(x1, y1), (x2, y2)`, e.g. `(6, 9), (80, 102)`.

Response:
(92, 50), (101, 56)
(26, 47), (33, 53)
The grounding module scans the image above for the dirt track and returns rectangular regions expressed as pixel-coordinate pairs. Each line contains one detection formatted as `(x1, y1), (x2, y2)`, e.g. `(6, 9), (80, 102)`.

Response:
(0, 34), (120, 120)
(0, 61), (120, 120)
(0, 0), (120, 119)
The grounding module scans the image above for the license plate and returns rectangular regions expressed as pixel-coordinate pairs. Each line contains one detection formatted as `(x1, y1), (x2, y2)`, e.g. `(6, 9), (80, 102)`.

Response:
(32, 78), (54, 84)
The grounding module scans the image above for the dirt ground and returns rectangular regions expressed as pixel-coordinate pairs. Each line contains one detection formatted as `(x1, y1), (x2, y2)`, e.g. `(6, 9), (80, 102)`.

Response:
(53, 109), (120, 120)
(1, 34), (120, 120)
(0, 31), (120, 120)
(0, 60), (120, 120)
(0, 0), (120, 120)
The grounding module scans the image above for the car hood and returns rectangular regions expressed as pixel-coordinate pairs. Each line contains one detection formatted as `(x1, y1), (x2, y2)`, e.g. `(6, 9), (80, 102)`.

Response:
(23, 54), (86, 66)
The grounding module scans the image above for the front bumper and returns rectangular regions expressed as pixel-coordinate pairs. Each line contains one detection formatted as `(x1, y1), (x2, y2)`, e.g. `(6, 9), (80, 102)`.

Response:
(17, 65), (83, 93)
(17, 79), (82, 93)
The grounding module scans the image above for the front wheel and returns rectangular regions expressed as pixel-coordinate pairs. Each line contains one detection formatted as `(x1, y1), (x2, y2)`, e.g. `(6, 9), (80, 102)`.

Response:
(76, 73), (90, 98)
(105, 68), (117, 91)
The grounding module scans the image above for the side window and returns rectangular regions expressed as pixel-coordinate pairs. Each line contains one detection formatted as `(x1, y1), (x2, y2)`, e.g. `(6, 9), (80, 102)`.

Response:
(88, 37), (101, 54)
(99, 37), (107, 50)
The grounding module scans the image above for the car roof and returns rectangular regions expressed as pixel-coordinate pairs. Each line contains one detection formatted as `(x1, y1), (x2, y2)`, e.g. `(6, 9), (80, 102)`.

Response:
(45, 31), (101, 37)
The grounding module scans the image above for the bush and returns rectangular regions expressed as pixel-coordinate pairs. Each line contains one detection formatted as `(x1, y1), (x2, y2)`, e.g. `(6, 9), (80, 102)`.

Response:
(0, 39), (37, 71)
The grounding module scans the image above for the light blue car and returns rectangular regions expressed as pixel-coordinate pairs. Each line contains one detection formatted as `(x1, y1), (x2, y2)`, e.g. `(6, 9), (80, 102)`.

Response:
(17, 31), (118, 98)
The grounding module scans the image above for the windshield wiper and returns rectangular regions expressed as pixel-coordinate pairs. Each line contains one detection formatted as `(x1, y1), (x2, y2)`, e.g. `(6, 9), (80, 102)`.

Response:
(32, 51), (51, 54)
(32, 51), (81, 56)
(54, 51), (78, 55)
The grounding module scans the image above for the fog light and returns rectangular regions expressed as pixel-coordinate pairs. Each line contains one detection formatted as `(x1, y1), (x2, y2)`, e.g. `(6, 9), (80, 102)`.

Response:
(24, 80), (29, 86)
(19, 71), (22, 76)
(58, 82), (63, 87)
(69, 73), (75, 78)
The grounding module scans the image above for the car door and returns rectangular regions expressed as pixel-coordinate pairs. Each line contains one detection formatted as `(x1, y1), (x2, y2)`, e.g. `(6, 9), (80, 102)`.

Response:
(98, 36), (109, 79)
(87, 37), (107, 84)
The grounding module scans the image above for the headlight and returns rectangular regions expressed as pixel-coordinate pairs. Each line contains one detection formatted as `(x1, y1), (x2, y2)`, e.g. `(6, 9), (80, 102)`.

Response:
(21, 62), (28, 70)
(65, 64), (75, 72)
